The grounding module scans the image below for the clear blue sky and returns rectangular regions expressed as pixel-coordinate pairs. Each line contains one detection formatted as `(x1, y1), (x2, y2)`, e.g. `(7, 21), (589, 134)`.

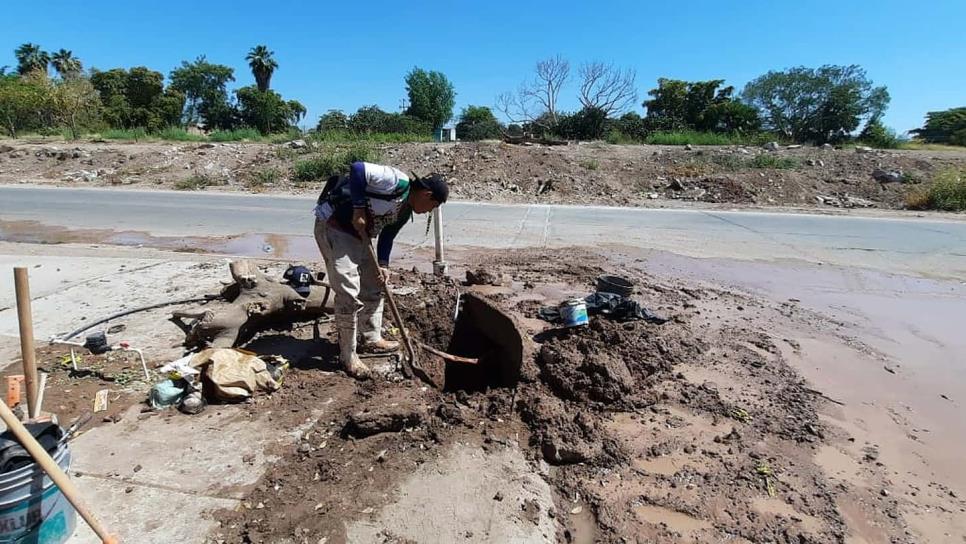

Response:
(4, 0), (964, 134)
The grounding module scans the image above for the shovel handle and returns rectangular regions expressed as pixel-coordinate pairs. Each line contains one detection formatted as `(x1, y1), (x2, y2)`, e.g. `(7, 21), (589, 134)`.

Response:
(364, 243), (418, 372)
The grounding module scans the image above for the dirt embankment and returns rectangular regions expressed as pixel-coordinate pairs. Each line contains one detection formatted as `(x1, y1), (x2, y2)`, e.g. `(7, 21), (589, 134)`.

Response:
(2, 139), (965, 210)
(204, 249), (950, 544)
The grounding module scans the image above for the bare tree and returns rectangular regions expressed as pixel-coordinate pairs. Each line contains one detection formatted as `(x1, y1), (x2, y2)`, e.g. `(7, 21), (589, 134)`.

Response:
(496, 54), (570, 129)
(578, 62), (638, 116)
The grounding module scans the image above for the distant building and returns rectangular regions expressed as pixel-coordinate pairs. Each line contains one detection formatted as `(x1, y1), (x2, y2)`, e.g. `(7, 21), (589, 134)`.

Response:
(433, 127), (457, 142)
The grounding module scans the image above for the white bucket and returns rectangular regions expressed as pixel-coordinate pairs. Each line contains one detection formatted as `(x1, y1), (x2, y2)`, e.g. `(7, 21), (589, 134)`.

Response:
(0, 444), (76, 543)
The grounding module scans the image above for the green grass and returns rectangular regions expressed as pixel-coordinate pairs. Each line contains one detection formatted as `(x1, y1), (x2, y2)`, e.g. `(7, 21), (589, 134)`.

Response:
(157, 127), (206, 142)
(247, 167), (281, 188)
(101, 128), (149, 141)
(208, 128), (263, 142)
(308, 130), (431, 144)
(644, 131), (773, 146)
(578, 159), (600, 170)
(293, 143), (382, 183)
(906, 168), (966, 211)
(898, 141), (965, 152)
(174, 174), (225, 190)
(748, 154), (799, 169)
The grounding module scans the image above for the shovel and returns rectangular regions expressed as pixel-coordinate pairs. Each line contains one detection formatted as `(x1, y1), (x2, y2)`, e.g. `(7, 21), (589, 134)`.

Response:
(363, 242), (426, 383)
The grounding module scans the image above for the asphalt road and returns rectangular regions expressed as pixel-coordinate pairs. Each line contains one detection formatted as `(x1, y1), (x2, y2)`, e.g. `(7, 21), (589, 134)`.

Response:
(1, 185), (964, 279)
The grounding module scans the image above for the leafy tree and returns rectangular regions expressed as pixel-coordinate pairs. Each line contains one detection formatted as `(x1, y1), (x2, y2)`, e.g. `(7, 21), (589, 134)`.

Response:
(742, 65), (889, 143)
(47, 77), (102, 139)
(555, 106), (608, 140)
(455, 105), (504, 140)
(169, 56), (235, 127)
(859, 119), (901, 149)
(51, 49), (82, 79)
(911, 107), (966, 146)
(235, 86), (285, 133)
(348, 105), (392, 134)
(15, 43), (49, 76)
(0, 74), (44, 137)
(91, 67), (184, 131)
(405, 67), (455, 130)
(316, 109), (349, 131)
(610, 111), (648, 141)
(347, 105), (429, 135)
(246, 45), (278, 92)
(702, 101), (761, 133)
(642, 78), (757, 133)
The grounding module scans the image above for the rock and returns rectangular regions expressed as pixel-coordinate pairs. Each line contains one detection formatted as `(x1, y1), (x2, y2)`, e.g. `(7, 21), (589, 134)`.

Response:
(855, 146), (874, 154)
(288, 139), (308, 149)
(493, 491), (504, 501)
(684, 144), (694, 151)
(822, 143), (834, 150)
(0, 145), (13, 153)
(465, 268), (507, 286)
(871, 168), (903, 184)
(786, 144), (803, 150)
(763, 141), (780, 151)
(647, 192), (659, 199)
(343, 406), (422, 438)
(667, 178), (686, 191)
(736, 148), (750, 155)
(541, 437), (593, 465)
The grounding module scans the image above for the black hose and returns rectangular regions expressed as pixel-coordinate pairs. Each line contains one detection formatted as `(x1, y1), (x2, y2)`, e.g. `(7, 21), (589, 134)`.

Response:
(62, 295), (220, 340)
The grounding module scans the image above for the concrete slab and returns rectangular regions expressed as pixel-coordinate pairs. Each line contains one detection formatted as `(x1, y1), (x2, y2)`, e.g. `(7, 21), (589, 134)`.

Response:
(67, 404), (324, 543)
(68, 477), (236, 544)
(346, 442), (557, 544)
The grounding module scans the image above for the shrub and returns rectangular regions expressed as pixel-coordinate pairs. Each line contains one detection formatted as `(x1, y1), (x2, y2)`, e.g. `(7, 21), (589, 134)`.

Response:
(906, 168), (966, 211)
(248, 167), (281, 188)
(209, 128), (263, 142)
(102, 128), (148, 140)
(294, 155), (342, 182)
(158, 127), (204, 142)
(174, 174), (223, 190)
(859, 120), (901, 149)
(645, 130), (745, 145)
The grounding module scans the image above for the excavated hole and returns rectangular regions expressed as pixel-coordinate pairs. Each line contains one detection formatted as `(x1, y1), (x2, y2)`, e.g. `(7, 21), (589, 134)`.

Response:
(441, 293), (523, 392)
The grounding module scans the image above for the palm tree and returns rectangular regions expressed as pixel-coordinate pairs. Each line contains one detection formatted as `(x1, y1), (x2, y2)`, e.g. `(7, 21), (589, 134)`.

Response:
(51, 49), (82, 79)
(246, 45), (277, 92)
(14, 43), (50, 76)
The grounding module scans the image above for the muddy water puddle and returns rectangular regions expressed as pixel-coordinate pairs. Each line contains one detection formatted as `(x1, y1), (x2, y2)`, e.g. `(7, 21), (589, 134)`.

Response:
(634, 504), (711, 534)
(0, 219), (319, 260)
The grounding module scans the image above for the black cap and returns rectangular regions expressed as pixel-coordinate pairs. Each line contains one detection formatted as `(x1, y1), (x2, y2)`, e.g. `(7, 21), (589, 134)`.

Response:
(413, 173), (448, 204)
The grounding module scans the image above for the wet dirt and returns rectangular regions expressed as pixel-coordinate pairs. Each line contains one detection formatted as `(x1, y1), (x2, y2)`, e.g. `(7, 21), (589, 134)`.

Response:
(200, 247), (949, 543)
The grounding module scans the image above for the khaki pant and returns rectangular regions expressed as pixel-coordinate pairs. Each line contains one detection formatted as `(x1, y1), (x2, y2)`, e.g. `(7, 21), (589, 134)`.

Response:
(314, 218), (385, 362)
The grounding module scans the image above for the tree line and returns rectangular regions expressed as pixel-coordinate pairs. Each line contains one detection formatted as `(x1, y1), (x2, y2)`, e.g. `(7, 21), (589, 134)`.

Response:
(2, 45), (963, 147)
(0, 43), (306, 138)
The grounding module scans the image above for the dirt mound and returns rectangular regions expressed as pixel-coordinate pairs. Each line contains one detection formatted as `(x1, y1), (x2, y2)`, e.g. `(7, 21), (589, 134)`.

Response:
(6, 140), (964, 210)
(535, 319), (688, 407)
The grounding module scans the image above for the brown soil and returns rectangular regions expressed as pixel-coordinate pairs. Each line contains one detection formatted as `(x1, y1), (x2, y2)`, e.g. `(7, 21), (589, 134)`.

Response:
(2, 140), (965, 210)
(203, 248), (937, 544)
(1, 344), (149, 429)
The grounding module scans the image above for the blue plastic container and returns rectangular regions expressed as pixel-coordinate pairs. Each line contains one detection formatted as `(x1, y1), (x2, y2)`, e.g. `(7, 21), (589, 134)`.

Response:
(560, 298), (589, 327)
(0, 444), (76, 543)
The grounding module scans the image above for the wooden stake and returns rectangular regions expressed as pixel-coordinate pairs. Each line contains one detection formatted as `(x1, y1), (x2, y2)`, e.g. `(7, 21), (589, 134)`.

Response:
(14, 268), (39, 419)
(0, 400), (118, 543)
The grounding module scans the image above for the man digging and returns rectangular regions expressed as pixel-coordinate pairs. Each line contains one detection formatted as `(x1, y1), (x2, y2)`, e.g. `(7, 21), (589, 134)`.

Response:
(314, 161), (449, 379)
